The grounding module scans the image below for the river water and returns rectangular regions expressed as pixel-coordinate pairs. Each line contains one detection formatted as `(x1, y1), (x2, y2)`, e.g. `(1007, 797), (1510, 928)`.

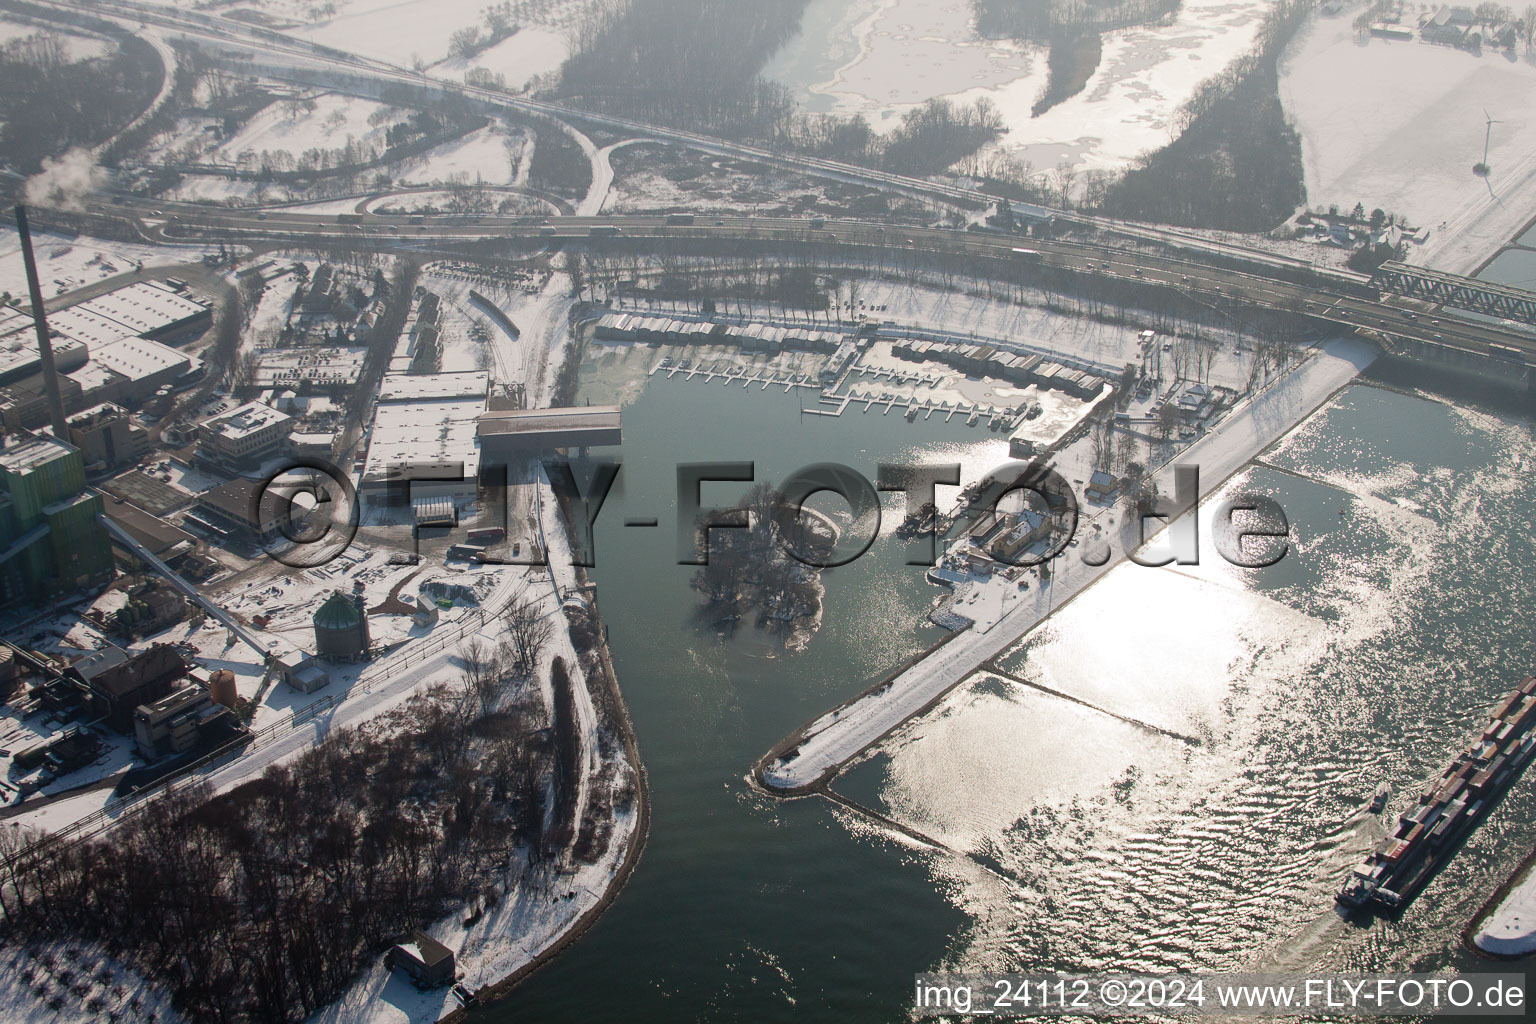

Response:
(481, 349), (1536, 1022)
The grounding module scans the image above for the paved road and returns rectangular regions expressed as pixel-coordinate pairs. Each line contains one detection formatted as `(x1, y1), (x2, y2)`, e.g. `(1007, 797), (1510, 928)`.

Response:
(94, 197), (1536, 366)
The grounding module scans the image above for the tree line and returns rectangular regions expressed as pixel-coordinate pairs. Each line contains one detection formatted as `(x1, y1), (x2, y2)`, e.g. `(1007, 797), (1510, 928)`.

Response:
(0, 29), (162, 174)
(972, 0), (1184, 42)
(1093, 0), (1314, 229)
(554, 0), (1005, 176)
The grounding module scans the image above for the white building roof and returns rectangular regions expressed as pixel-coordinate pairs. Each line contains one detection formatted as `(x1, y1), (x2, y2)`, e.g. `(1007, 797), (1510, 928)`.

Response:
(64, 361), (125, 393)
(0, 328), (86, 379)
(77, 282), (207, 334)
(206, 400), (292, 441)
(362, 396), (482, 488)
(377, 371), (489, 403)
(89, 336), (197, 383)
(0, 434), (75, 475)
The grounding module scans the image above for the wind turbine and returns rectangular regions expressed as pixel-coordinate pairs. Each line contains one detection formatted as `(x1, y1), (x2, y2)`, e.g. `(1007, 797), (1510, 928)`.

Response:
(1475, 107), (1502, 176)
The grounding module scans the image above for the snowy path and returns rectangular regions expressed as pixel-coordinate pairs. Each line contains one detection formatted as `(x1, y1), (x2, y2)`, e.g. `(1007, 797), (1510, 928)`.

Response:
(571, 125), (609, 217)
(760, 337), (1380, 792)
(95, 29), (177, 158)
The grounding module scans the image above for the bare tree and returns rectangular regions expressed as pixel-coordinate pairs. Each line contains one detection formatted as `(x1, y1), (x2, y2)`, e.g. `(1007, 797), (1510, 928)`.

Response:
(501, 593), (555, 680)
(458, 636), (499, 719)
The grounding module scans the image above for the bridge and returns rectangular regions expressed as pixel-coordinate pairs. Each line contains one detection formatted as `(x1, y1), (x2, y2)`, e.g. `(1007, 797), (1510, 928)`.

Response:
(1370, 261), (1536, 327)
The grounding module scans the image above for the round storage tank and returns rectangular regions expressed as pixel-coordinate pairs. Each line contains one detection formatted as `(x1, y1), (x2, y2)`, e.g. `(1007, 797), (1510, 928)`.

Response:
(209, 668), (237, 709)
(313, 591), (370, 662)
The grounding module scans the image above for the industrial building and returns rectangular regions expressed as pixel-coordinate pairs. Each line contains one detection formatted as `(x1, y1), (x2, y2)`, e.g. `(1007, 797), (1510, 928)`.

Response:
(0, 310), (87, 384)
(477, 406), (622, 462)
(274, 649), (331, 693)
(81, 337), (200, 405)
(0, 371), (85, 432)
(67, 402), (149, 471)
(196, 401), (294, 470)
(67, 643), (188, 733)
(0, 282), (207, 421)
(101, 494), (197, 568)
(360, 372), (487, 507)
(0, 434), (115, 604)
(184, 476), (281, 547)
(132, 684), (213, 759)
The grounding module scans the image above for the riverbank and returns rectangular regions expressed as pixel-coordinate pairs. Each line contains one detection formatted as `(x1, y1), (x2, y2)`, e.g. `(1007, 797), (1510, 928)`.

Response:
(442, 570), (651, 1019)
(307, 497), (649, 1024)
(756, 335), (1380, 794)
(1467, 845), (1536, 958)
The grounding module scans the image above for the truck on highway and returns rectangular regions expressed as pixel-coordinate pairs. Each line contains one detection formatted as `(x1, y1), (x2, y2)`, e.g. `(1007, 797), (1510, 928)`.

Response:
(589, 225), (621, 237)
(337, 213), (363, 226)
(666, 213), (695, 225)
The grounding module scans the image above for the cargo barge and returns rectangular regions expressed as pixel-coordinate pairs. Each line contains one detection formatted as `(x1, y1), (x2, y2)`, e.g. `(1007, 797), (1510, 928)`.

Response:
(1338, 676), (1536, 913)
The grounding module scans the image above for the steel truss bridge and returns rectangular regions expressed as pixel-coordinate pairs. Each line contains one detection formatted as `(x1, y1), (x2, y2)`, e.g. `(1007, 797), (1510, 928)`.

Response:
(1371, 261), (1536, 327)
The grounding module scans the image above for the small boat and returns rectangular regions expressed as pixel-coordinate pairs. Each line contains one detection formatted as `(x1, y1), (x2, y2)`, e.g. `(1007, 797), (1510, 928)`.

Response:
(1369, 784), (1389, 813)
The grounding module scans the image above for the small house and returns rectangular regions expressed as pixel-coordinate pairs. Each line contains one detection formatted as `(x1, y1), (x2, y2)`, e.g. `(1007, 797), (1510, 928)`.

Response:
(1085, 470), (1120, 504)
(388, 930), (456, 988)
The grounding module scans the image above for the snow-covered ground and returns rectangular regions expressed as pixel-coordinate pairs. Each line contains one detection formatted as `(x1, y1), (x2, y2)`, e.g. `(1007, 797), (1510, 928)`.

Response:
(307, 478), (635, 1024)
(0, 18), (116, 62)
(285, 0), (592, 70)
(429, 26), (571, 91)
(1279, 7), (1536, 274)
(0, 231), (217, 300)
(311, 805), (635, 1024)
(394, 125), (527, 187)
(761, 335), (1379, 790)
(765, 0), (1272, 176)
(0, 940), (184, 1024)
(211, 93), (395, 166)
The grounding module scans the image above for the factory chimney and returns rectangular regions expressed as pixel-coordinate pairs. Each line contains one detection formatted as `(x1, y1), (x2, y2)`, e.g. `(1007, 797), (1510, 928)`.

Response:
(13, 205), (71, 441)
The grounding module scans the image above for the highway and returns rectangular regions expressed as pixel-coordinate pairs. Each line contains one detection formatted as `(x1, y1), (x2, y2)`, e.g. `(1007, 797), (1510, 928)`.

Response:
(29, 0), (1446, 276)
(90, 196), (1536, 371)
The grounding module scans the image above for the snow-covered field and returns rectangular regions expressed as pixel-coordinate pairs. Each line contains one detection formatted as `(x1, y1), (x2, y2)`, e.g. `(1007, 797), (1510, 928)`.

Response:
(394, 125), (527, 187)
(288, 0), (591, 70)
(1279, 8), (1536, 273)
(430, 26), (571, 91)
(765, 0), (1273, 175)
(0, 18), (116, 63)
(0, 940), (184, 1024)
(211, 94), (395, 165)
